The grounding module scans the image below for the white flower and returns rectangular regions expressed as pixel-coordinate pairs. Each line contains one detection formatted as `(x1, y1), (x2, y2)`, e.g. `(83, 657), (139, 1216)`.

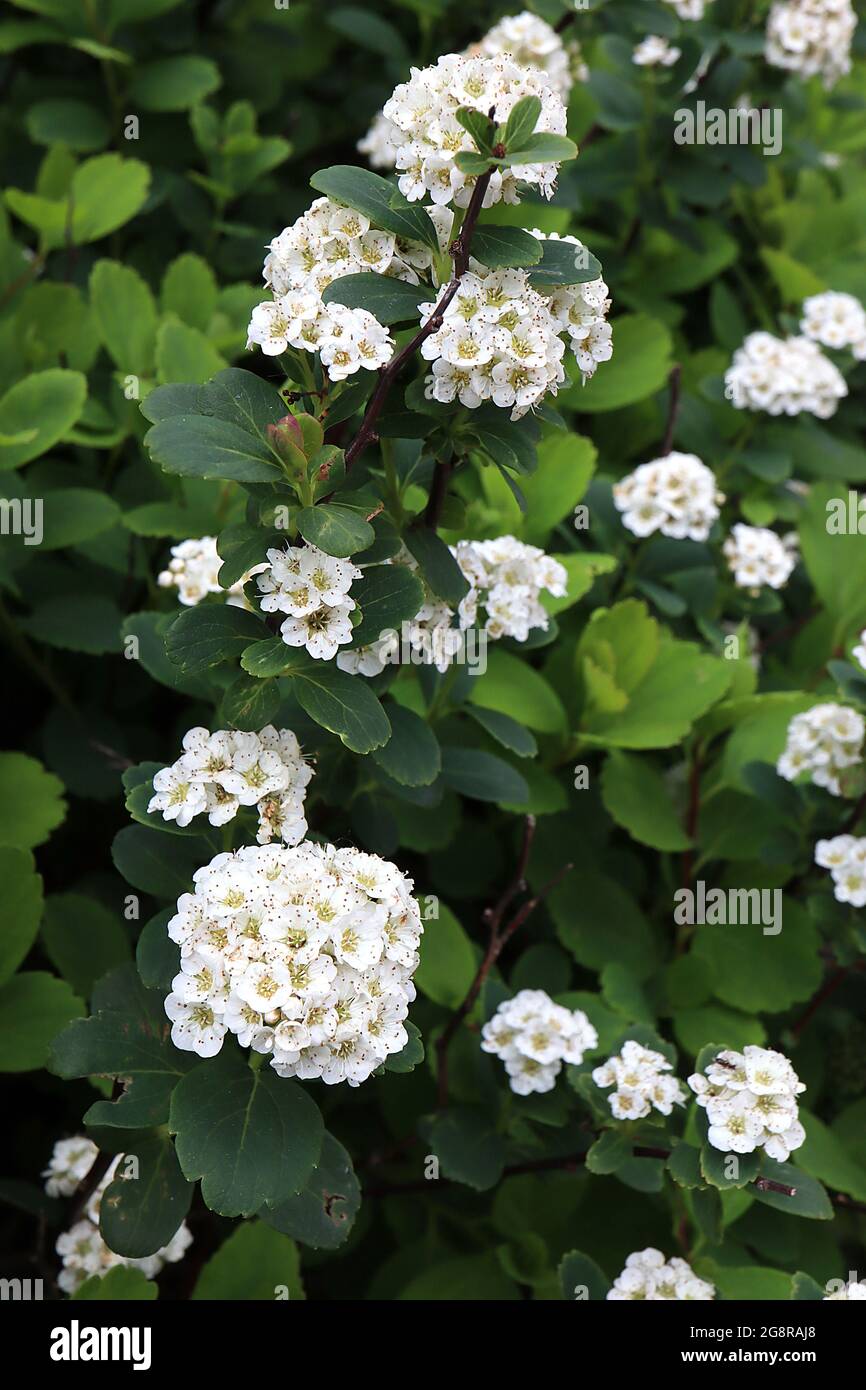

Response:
(162, 842), (423, 1086)
(765, 0), (857, 88)
(824, 1279), (866, 1300)
(723, 523), (798, 591)
(593, 1039), (687, 1119)
(257, 541), (362, 661)
(148, 726), (312, 845)
(725, 331), (848, 419)
(662, 0), (713, 16)
(814, 834), (866, 905)
(633, 36), (682, 67)
(689, 1045), (806, 1161)
(481, 988), (598, 1094)
(852, 629), (866, 672)
(51, 1143), (192, 1293)
(800, 290), (866, 359)
(608, 1249), (716, 1300)
(614, 453), (724, 542)
(157, 536), (265, 609)
(777, 703), (865, 797)
(453, 535), (567, 642)
(383, 52), (569, 210)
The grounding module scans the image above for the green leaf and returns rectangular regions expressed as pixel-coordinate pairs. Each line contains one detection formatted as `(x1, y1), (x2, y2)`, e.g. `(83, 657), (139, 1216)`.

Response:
(165, 605), (266, 675)
(327, 5), (408, 61)
(310, 166), (440, 254)
(468, 648), (566, 734)
(0, 847), (42, 985)
(586, 70), (644, 130)
(89, 259), (157, 376)
(156, 321), (226, 385)
(192, 1220), (304, 1300)
(415, 904), (476, 1008)
(0, 368), (86, 469)
(382, 1018), (424, 1072)
(129, 55), (221, 111)
(700, 1143), (761, 1190)
(170, 1047), (323, 1218)
(790, 1271), (826, 1301)
(429, 1108), (506, 1190)
(561, 314), (673, 413)
(796, 1110), (866, 1203)
(0, 752), (65, 848)
(466, 706), (537, 758)
(528, 236), (602, 287)
(666, 1142), (705, 1189)
(0, 972), (83, 1072)
(503, 95), (542, 151)
(351, 563), (424, 646)
(751, 1161), (833, 1219)
(112, 824), (211, 899)
(601, 750), (692, 851)
(296, 503), (375, 558)
(293, 665), (391, 754)
(585, 1130), (632, 1175)
(241, 637), (307, 679)
(41, 892), (131, 997)
(471, 226), (542, 270)
(160, 253), (218, 332)
(36, 488), (121, 549)
(73, 1266), (157, 1300)
(261, 1133), (360, 1251)
(26, 98), (109, 152)
(558, 1250), (610, 1301)
(690, 901), (822, 1014)
(455, 105), (496, 154)
(216, 523), (272, 590)
(499, 133), (578, 165)
(27, 594), (122, 655)
(398, 1253), (519, 1300)
(372, 703), (440, 786)
(50, 963), (194, 1127)
(99, 1133), (193, 1259)
(145, 415), (283, 484)
(219, 674), (281, 732)
(321, 272), (431, 325)
(69, 153), (150, 244)
(440, 747), (529, 805)
(402, 527), (469, 605)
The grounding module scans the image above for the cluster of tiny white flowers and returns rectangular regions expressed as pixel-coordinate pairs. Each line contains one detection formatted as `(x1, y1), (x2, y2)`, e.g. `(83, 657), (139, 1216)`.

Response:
(157, 536), (263, 609)
(480, 989), (598, 1095)
(765, 0), (857, 89)
(688, 1046), (806, 1161)
(337, 545), (458, 678)
(852, 629), (866, 671)
(471, 11), (587, 100)
(592, 1040), (687, 1120)
(607, 1248), (716, 1301)
(633, 36), (682, 67)
(257, 542), (362, 661)
(45, 1139), (192, 1295)
(724, 331), (848, 419)
(382, 53), (568, 210)
(147, 726), (313, 846)
(723, 523), (798, 591)
(246, 195), (424, 376)
(824, 1279), (866, 1299)
(814, 835), (866, 906)
(776, 703), (865, 796)
(613, 452), (724, 542)
(531, 231), (614, 380)
(800, 291), (866, 359)
(662, 0), (714, 17)
(453, 535), (568, 641)
(420, 264), (567, 419)
(164, 842), (422, 1086)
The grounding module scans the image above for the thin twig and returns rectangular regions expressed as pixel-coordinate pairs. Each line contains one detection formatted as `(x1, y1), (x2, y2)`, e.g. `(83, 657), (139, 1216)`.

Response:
(344, 170), (493, 470)
(660, 363), (682, 454)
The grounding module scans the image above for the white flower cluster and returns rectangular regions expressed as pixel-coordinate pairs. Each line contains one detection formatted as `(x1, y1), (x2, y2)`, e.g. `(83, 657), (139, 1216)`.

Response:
(247, 195), (420, 377)
(613, 452), (724, 541)
(257, 542), (362, 660)
(765, 0), (857, 89)
(692, 1045), (806, 1156)
(382, 53), (568, 209)
(421, 264), (567, 419)
(453, 535), (568, 641)
(158, 536), (263, 608)
(814, 835), (866, 906)
(852, 629), (866, 671)
(607, 1248), (716, 1301)
(359, 16), (581, 170)
(592, 1040), (687, 1120)
(337, 544), (458, 678)
(471, 11), (587, 100)
(776, 703), (865, 796)
(531, 231), (613, 380)
(724, 331), (848, 419)
(633, 36), (682, 67)
(723, 523), (798, 591)
(164, 842), (423, 1086)
(148, 726), (313, 846)
(662, 0), (714, 17)
(824, 1279), (866, 1299)
(800, 291), (866, 359)
(688, 1046), (806, 1161)
(45, 1139), (192, 1295)
(480, 989), (598, 1095)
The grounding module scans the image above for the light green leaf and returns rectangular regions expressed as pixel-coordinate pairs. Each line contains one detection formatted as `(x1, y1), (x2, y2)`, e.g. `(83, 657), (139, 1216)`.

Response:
(0, 368), (86, 469)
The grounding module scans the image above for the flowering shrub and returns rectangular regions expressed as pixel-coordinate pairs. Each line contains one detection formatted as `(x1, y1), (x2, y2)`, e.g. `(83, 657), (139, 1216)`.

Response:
(2, 0), (866, 1312)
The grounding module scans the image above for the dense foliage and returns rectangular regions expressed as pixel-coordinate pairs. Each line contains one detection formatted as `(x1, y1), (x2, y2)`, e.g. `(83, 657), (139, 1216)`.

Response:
(2, 0), (866, 1303)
